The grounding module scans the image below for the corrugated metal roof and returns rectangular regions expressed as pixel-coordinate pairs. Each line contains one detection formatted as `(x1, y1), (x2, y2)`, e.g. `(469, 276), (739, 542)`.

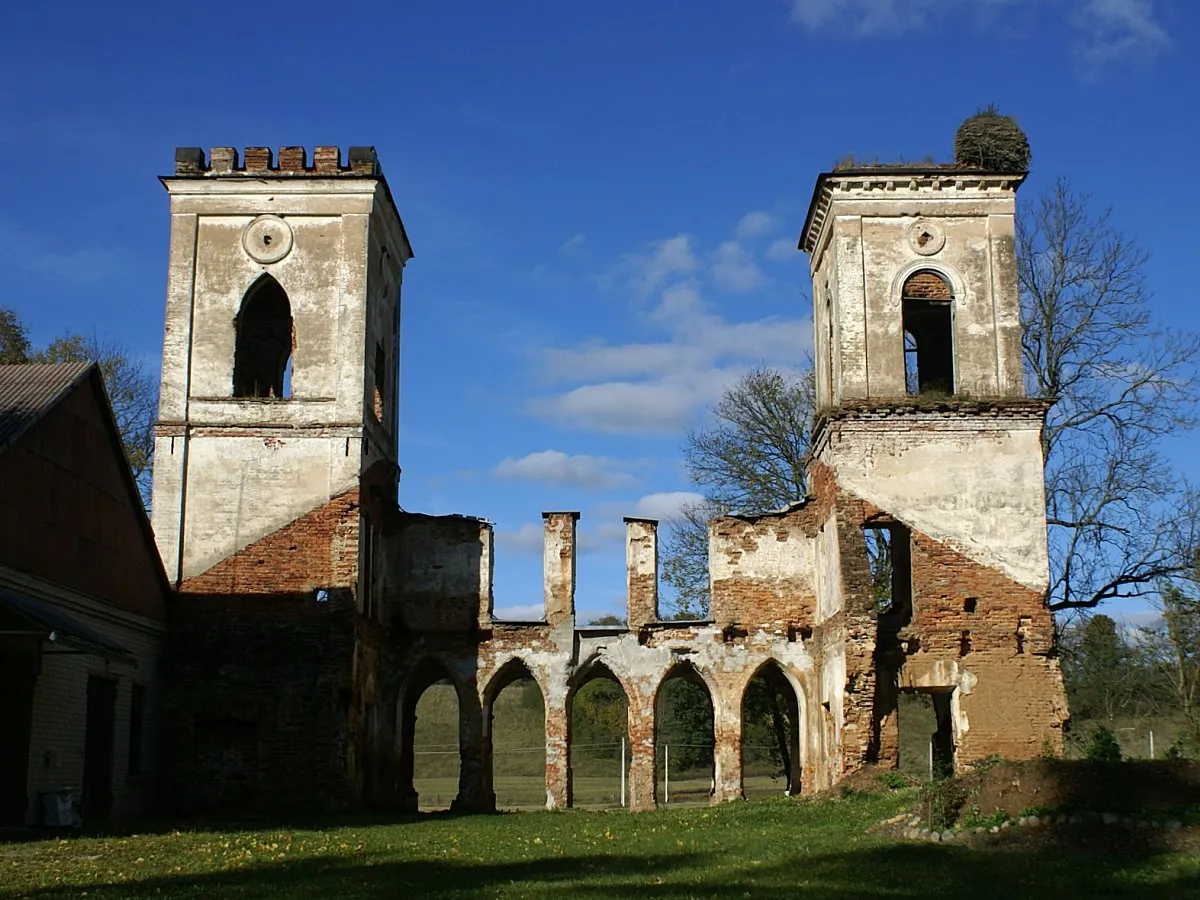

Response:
(0, 586), (131, 657)
(0, 362), (94, 452)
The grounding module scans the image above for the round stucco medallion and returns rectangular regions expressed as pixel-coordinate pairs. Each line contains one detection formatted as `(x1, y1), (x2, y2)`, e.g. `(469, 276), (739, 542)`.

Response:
(242, 215), (293, 264)
(908, 220), (945, 256)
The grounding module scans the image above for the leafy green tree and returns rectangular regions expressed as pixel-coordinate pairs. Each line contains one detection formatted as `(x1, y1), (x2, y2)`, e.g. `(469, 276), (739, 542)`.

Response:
(1139, 577), (1200, 755)
(1059, 614), (1136, 721)
(661, 367), (815, 618)
(0, 306), (31, 363)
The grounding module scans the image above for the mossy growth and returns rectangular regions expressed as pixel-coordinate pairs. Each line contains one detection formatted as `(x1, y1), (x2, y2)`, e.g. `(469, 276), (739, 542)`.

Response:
(954, 105), (1031, 172)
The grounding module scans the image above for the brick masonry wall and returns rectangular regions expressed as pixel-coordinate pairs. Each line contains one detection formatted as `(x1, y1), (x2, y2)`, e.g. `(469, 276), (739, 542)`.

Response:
(162, 591), (358, 814)
(179, 488), (361, 595)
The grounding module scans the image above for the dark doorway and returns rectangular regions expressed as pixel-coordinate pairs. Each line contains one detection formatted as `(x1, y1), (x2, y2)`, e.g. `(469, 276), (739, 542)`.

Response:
(0, 650), (37, 825)
(232, 275), (293, 398)
(84, 677), (117, 822)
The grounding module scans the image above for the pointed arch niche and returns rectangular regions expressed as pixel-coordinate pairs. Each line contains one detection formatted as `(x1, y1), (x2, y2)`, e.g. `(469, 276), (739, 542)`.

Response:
(567, 663), (629, 809)
(482, 658), (545, 810)
(654, 661), (715, 806)
(232, 275), (294, 399)
(740, 660), (803, 799)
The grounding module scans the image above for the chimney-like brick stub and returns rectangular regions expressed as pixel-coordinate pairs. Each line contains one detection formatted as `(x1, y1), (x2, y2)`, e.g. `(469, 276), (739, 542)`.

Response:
(172, 145), (381, 177)
(542, 511), (579, 626)
(625, 517), (659, 629)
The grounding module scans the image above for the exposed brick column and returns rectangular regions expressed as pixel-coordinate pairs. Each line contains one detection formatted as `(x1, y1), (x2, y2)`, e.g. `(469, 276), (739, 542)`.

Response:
(627, 688), (656, 811)
(712, 718), (744, 803)
(624, 518), (658, 629)
(542, 512), (578, 627)
(544, 688), (570, 809)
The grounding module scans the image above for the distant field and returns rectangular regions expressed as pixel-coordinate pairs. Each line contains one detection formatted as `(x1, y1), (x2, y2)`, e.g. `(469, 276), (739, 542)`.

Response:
(414, 774), (791, 811)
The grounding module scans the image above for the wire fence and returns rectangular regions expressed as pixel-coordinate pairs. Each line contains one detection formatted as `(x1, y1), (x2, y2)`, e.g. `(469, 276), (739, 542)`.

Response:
(412, 741), (790, 810)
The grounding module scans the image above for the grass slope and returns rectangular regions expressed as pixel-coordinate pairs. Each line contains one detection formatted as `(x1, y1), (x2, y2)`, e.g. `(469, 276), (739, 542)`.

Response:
(3, 786), (1198, 899)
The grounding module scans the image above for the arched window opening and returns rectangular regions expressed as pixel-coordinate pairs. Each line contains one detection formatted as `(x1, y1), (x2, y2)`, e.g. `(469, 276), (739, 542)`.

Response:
(654, 664), (714, 806)
(373, 342), (386, 424)
(901, 271), (954, 396)
(485, 661), (545, 810)
(741, 662), (801, 799)
(567, 667), (629, 808)
(233, 276), (293, 398)
(399, 661), (461, 812)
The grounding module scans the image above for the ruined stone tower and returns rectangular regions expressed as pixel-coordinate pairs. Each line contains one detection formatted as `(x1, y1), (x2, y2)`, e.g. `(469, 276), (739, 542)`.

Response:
(151, 147), (412, 811)
(152, 146), (410, 592)
(800, 167), (1067, 772)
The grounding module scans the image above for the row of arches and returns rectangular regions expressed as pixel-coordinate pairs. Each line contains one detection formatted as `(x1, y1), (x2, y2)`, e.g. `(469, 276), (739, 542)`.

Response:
(397, 657), (806, 811)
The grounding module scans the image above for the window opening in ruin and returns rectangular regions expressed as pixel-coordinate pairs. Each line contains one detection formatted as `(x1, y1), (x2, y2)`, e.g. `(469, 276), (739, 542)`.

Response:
(897, 690), (954, 778)
(568, 668), (629, 809)
(901, 271), (955, 396)
(963, 597), (978, 614)
(232, 275), (294, 399)
(824, 283), (835, 402)
(865, 523), (912, 629)
(654, 665), (714, 806)
(485, 661), (545, 810)
(361, 518), (375, 620)
(373, 343), (386, 424)
(409, 676), (460, 812)
(741, 661), (801, 800)
(1016, 616), (1031, 654)
(313, 588), (330, 603)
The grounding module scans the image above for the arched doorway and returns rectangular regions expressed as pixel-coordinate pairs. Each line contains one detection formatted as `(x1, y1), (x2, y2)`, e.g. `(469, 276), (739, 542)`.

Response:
(397, 660), (461, 812)
(567, 664), (629, 808)
(484, 659), (546, 810)
(654, 663), (715, 806)
(741, 661), (803, 799)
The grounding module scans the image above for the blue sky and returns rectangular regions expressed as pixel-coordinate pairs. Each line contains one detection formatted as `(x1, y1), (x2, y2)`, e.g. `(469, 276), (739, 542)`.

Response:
(2, 0), (1197, 622)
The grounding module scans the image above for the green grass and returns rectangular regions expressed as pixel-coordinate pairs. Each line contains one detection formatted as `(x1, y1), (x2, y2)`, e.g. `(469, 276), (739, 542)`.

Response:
(2, 789), (1198, 899)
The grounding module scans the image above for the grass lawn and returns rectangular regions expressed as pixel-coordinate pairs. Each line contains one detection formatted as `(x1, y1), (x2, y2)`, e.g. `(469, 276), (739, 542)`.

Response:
(2, 787), (1198, 899)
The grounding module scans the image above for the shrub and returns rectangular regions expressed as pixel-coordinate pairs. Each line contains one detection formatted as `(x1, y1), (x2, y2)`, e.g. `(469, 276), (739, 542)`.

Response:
(877, 771), (909, 791)
(1083, 726), (1122, 762)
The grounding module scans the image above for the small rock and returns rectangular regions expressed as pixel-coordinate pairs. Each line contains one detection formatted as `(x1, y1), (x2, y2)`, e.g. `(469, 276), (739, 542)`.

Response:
(1166, 820), (1182, 831)
(974, 827), (985, 835)
(1026, 815), (1041, 827)
(928, 831), (942, 842)
(1056, 814), (1067, 825)
(1068, 814), (1082, 825)
(1000, 821), (1011, 831)
(941, 831), (954, 842)
(1136, 820), (1150, 830)
(1018, 816), (1028, 827)
(1102, 813), (1120, 826)
(989, 826), (999, 834)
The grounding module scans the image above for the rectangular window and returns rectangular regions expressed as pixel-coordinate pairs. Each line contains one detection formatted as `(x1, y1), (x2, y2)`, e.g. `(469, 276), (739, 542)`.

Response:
(128, 685), (145, 776)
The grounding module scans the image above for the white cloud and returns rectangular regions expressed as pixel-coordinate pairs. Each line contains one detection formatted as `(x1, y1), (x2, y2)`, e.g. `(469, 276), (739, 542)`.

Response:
(560, 233), (586, 254)
(736, 210), (779, 238)
(711, 241), (766, 293)
(492, 450), (637, 490)
(530, 220), (811, 435)
(494, 522), (544, 555)
(630, 491), (706, 521)
(1075, 0), (1169, 70)
(619, 234), (699, 297)
(493, 603), (546, 621)
(787, 0), (1169, 68)
(766, 237), (798, 262)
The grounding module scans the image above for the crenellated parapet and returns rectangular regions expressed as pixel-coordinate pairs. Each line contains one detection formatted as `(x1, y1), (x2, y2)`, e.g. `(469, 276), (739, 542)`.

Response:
(173, 145), (381, 177)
